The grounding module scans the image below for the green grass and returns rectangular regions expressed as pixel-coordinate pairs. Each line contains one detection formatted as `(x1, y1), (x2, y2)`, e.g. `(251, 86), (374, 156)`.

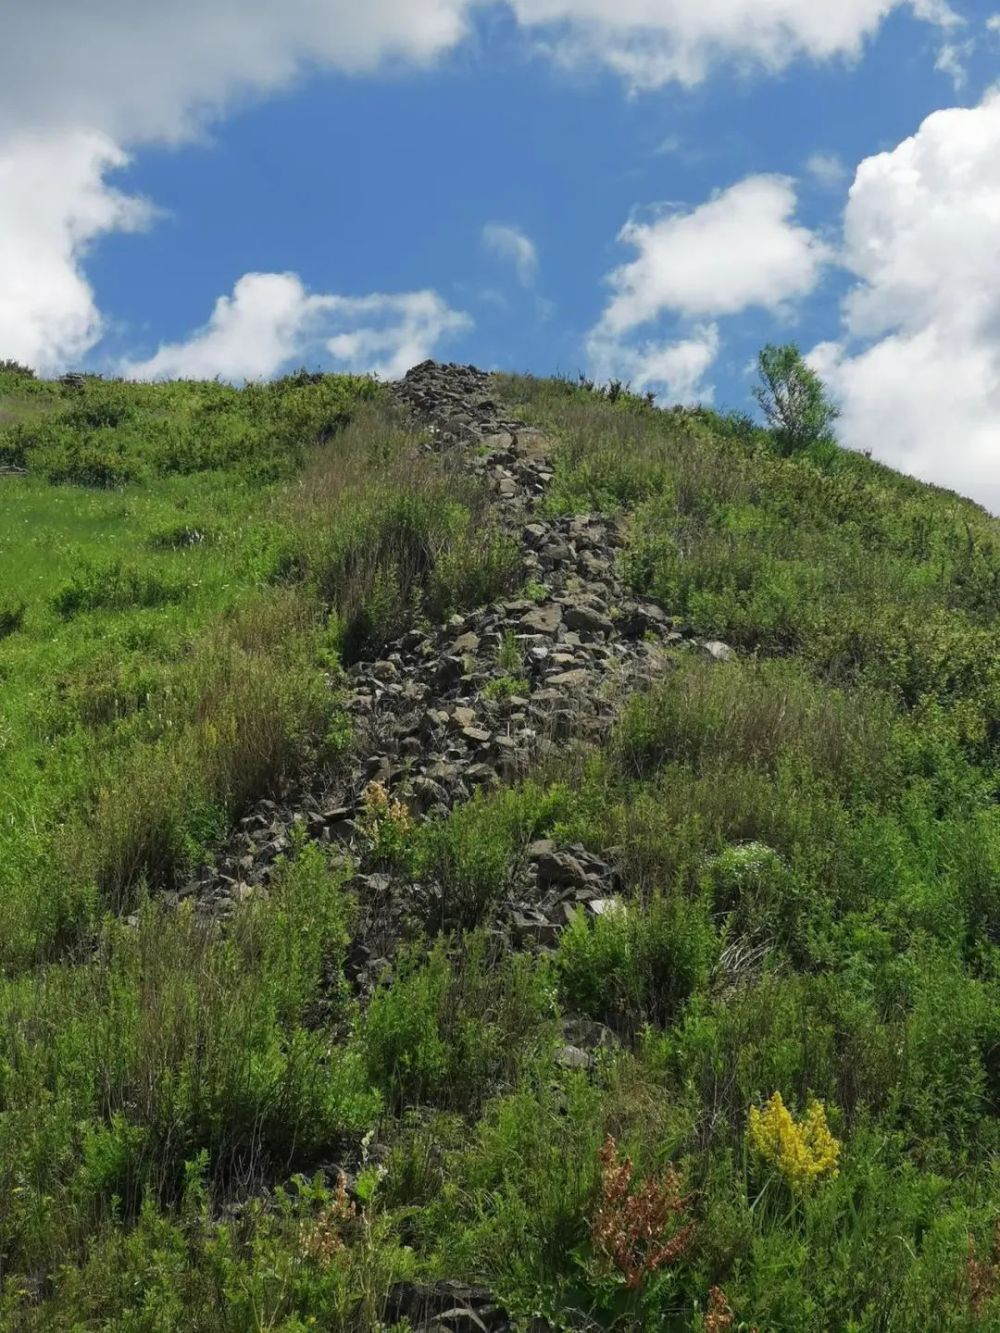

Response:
(9, 366), (1000, 1328)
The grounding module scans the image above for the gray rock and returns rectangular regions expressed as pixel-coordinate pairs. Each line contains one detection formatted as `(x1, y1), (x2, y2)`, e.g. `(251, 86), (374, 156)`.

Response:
(702, 639), (736, 662)
(564, 604), (613, 635)
(546, 668), (590, 690)
(535, 850), (588, 886)
(555, 1044), (593, 1070)
(527, 838), (557, 860)
(519, 604), (562, 634)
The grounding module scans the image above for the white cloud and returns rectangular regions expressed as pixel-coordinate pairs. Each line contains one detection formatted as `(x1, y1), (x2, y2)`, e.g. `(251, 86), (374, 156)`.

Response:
(586, 174), (828, 406)
(813, 92), (1000, 511)
(0, 133), (153, 373)
(934, 40), (973, 89)
(123, 273), (471, 382)
(0, 1), (474, 373)
(323, 290), (474, 378)
(599, 175), (831, 335)
(806, 151), (849, 189)
(0, 0), (961, 372)
(507, 0), (958, 90)
(0, 3), (475, 145)
(482, 223), (539, 286)
(587, 323), (719, 402)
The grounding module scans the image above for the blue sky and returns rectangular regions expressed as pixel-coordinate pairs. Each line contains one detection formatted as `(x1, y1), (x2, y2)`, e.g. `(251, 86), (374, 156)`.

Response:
(3, 2), (1000, 505)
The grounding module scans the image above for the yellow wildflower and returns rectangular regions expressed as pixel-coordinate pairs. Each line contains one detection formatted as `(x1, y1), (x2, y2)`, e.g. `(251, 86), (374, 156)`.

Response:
(747, 1091), (840, 1193)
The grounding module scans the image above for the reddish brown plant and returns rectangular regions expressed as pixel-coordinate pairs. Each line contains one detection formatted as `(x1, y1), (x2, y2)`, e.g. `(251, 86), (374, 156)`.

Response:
(704, 1286), (734, 1332)
(590, 1135), (695, 1289)
(966, 1222), (1000, 1319)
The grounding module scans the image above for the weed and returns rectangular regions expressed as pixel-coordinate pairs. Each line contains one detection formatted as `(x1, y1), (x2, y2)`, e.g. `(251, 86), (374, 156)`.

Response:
(589, 1135), (695, 1289)
(0, 597), (25, 638)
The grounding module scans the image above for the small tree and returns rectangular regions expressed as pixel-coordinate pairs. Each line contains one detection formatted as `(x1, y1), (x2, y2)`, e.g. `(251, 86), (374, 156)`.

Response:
(753, 343), (839, 454)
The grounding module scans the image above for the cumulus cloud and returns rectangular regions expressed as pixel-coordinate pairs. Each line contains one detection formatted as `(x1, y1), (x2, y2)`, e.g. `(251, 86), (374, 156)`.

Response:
(507, 0), (958, 90)
(0, 1), (474, 372)
(587, 323), (719, 402)
(0, 0), (960, 371)
(482, 223), (539, 286)
(0, 2), (474, 144)
(812, 92), (1000, 511)
(599, 175), (831, 335)
(586, 174), (829, 404)
(0, 133), (153, 372)
(323, 290), (474, 378)
(123, 273), (471, 381)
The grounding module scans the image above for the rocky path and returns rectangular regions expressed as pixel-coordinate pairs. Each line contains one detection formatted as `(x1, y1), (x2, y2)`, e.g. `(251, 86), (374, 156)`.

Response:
(182, 361), (732, 985)
(173, 362), (735, 1333)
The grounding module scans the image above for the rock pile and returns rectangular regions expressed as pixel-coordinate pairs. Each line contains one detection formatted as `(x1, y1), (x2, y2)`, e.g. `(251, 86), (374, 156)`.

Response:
(183, 361), (732, 974)
(175, 361), (735, 1331)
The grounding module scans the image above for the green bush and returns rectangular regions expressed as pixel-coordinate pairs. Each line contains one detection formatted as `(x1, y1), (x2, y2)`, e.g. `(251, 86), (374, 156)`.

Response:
(0, 596), (25, 639)
(753, 343), (840, 454)
(52, 559), (186, 617)
(415, 782), (570, 927)
(555, 892), (717, 1031)
(360, 936), (554, 1113)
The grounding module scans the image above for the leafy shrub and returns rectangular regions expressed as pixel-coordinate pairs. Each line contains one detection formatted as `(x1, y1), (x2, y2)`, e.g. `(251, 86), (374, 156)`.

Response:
(52, 559), (186, 617)
(360, 936), (553, 1113)
(703, 841), (798, 944)
(555, 892), (717, 1031)
(482, 674), (530, 701)
(0, 359), (35, 378)
(0, 597), (25, 639)
(415, 782), (569, 927)
(753, 343), (840, 454)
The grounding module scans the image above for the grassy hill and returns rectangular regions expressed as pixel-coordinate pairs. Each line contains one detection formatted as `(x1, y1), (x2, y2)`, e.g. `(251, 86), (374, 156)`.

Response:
(3, 359), (1000, 1329)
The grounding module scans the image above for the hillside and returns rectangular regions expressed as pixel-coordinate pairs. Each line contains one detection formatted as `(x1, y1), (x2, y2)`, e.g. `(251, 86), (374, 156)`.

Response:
(3, 358), (1000, 1329)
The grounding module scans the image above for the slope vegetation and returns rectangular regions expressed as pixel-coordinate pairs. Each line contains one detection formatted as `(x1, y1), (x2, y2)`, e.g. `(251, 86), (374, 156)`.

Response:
(2, 360), (1000, 1329)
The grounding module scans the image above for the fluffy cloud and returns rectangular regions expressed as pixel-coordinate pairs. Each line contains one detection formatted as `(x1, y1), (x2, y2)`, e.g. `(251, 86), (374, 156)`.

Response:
(123, 273), (471, 381)
(587, 323), (719, 402)
(0, 2), (474, 144)
(323, 290), (473, 378)
(0, 0), (958, 373)
(0, 2), (475, 373)
(599, 176), (831, 335)
(586, 174), (828, 402)
(507, 0), (958, 90)
(482, 224), (539, 286)
(813, 92), (1000, 511)
(0, 1), (956, 143)
(0, 133), (152, 372)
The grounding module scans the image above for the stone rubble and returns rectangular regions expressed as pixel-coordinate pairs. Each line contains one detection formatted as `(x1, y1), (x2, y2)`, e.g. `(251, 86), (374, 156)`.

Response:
(173, 360), (735, 1332)
(179, 360), (733, 984)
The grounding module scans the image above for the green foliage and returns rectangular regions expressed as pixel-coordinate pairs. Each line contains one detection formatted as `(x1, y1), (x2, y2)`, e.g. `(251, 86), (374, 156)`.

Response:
(555, 892), (717, 1032)
(0, 595), (25, 638)
(753, 343), (840, 454)
(52, 557), (187, 617)
(12, 366), (1000, 1329)
(482, 673), (530, 701)
(360, 935), (554, 1115)
(415, 782), (570, 927)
